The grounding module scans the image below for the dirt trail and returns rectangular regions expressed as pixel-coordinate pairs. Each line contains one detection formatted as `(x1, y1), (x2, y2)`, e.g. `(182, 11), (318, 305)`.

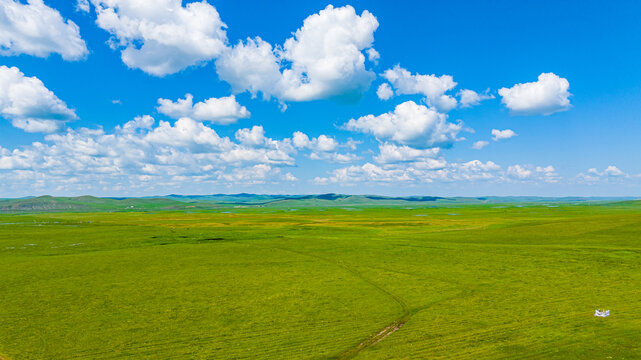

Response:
(263, 245), (412, 360)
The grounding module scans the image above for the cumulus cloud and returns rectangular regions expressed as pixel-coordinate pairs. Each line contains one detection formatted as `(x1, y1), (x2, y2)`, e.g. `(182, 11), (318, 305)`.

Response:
(498, 73), (571, 115)
(292, 132), (338, 152)
(216, 5), (379, 103)
(491, 129), (517, 141)
(314, 162), (412, 185)
(0, 66), (78, 133)
(506, 164), (531, 179)
(578, 165), (627, 182)
(314, 159), (501, 185)
(283, 172), (298, 182)
(118, 114), (154, 132)
(0, 0), (88, 60)
(472, 140), (489, 150)
(145, 117), (231, 152)
(0, 116), (304, 194)
(75, 0), (90, 12)
(235, 125), (267, 147)
(220, 164), (280, 184)
(157, 94), (250, 124)
(315, 158), (564, 186)
(458, 89), (494, 108)
(380, 65), (458, 112)
(602, 165), (625, 177)
(91, 0), (228, 76)
(376, 83), (393, 100)
(507, 164), (557, 182)
(292, 131), (357, 163)
(343, 101), (462, 148)
(366, 48), (379, 63)
(373, 143), (439, 164)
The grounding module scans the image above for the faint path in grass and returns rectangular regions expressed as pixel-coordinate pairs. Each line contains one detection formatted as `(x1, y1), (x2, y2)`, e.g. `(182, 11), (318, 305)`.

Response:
(256, 244), (412, 360)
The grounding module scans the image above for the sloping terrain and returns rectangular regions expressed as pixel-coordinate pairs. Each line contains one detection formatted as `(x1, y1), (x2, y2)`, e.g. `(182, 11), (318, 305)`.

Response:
(1, 194), (634, 213)
(1, 202), (641, 359)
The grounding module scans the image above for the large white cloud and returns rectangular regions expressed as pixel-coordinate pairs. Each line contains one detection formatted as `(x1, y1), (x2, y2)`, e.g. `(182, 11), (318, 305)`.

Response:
(380, 65), (458, 112)
(0, 116), (305, 194)
(498, 73), (571, 115)
(216, 5), (379, 103)
(343, 100), (462, 148)
(314, 159), (502, 185)
(0, 0), (88, 60)
(157, 94), (250, 124)
(91, 0), (228, 76)
(0, 66), (78, 133)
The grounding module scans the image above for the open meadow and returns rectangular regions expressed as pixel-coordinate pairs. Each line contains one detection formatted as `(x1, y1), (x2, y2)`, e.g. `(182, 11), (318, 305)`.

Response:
(1, 201), (641, 359)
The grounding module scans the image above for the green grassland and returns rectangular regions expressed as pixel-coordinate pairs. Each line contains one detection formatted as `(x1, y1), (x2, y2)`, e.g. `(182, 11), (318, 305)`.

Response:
(1, 201), (641, 359)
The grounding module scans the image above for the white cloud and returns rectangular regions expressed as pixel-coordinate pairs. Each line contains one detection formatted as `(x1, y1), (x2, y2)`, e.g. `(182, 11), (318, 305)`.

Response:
(315, 159), (562, 186)
(220, 164), (278, 184)
(506, 164), (531, 179)
(315, 162), (412, 185)
(292, 131), (356, 163)
(381, 65), (458, 112)
(439, 160), (501, 181)
(0, 0), (88, 60)
(91, 0), (228, 76)
(343, 100), (462, 148)
(374, 143), (439, 164)
(215, 37), (281, 100)
(0, 116), (304, 194)
(491, 129), (517, 141)
(216, 5), (379, 103)
(283, 172), (298, 181)
(75, 0), (90, 12)
(118, 114), (154, 132)
(0, 66), (78, 133)
(157, 94), (250, 124)
(458, 89), (494, 108)
(314, 159), (501, 185)
(507, 164), (558, 182)
(366, 48), (380, 63)
(235, 125), (266, 147)
(145, 117), (231, 152)
(310, 151), (359, 163)
(314, 135), (338, 152)
(580, 165), (626, 182)
(472, 140), (489, 150)
(376, 83), (393, 100)
(498, 73), (571, 115)
(603, 165), (624, 177)
(291, 132), (338, 152)
(292, 131), (312, 149)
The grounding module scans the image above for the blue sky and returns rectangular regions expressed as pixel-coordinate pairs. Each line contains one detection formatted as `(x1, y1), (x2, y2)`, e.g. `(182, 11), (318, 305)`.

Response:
(0, 0), (640, 197)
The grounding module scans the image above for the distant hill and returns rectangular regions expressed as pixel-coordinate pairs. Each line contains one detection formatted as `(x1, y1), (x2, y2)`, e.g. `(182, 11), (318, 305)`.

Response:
(0, 196), (208, 213)
(0, 193), (637, 213)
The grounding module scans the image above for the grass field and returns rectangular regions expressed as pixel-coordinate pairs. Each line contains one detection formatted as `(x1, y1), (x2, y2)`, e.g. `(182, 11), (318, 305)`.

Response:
(1, 201), (641, 359)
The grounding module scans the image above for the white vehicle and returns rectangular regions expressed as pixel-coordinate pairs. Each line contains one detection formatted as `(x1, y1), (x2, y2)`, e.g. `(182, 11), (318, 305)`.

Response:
(594, 309), (610, 317)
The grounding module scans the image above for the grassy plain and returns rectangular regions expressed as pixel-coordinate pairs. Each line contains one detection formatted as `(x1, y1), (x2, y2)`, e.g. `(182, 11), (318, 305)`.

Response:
(1, 201), (641, 359)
